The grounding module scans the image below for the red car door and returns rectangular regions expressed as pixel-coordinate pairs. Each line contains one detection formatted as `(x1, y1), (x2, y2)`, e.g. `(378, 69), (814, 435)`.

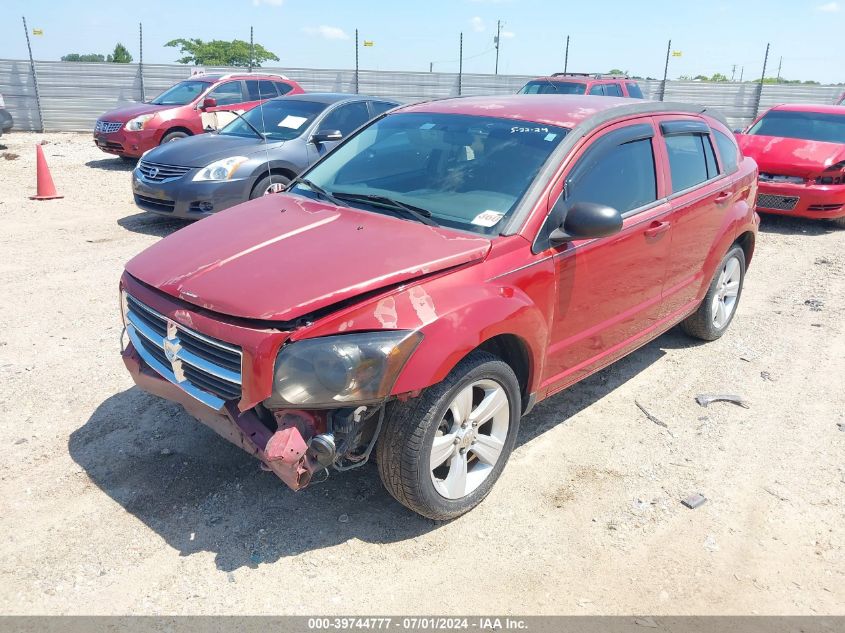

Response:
(538, 117), (674, 395)
(654, 116), (733, 319)
(201, 80), (252, 130)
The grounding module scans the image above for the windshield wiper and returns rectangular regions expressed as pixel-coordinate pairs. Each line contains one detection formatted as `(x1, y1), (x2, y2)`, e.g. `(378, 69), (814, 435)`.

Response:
(332, 192), (438, 226)
(221, 110), (266, 140)
(290, 177), (349, 207)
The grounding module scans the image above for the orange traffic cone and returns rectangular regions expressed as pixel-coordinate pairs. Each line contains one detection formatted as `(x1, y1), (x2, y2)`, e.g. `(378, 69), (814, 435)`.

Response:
(29, 144), (63, 200)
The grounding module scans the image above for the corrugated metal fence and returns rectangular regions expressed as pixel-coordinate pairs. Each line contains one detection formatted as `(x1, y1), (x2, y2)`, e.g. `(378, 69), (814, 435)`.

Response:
(1, 58), (842, 133)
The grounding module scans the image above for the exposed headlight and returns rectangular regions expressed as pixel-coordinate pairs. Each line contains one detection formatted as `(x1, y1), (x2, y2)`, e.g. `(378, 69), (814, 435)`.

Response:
(192, 156), (248, 182)
(125, 114), (155, 131)
(265, 331), (423, 408)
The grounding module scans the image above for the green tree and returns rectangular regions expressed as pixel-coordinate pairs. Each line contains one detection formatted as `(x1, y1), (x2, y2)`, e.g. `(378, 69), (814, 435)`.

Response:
(107, 43), (133, 63)
(164, 38), (279, 67)
(61, 53), (105, 62)
(608, 68), (628, 75)
(710, 73), (728, 82)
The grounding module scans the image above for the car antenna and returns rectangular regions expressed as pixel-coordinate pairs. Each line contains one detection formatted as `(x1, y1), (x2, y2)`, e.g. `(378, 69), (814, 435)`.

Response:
(255, 80), (276, 198)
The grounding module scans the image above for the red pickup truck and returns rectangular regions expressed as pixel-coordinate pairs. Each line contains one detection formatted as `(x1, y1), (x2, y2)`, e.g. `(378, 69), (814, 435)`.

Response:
(93, 72), (304, 160)
(120, 95), (758, 519)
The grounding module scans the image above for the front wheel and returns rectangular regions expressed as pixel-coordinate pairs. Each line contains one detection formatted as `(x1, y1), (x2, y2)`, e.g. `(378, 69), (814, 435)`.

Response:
(250, 174), (291, 199)
(681, 245), (746, 341)
(160, 130), (189, 144)
(377, 351), (521, 520)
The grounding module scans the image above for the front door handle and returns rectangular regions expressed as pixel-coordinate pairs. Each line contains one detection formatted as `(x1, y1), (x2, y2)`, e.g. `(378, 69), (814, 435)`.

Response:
(643, 220), (671, 238)
(714, 191), (732, 204)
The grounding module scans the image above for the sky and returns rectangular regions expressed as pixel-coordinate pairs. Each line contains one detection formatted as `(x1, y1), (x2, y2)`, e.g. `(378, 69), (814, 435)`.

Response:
(1, 0), (842, 84)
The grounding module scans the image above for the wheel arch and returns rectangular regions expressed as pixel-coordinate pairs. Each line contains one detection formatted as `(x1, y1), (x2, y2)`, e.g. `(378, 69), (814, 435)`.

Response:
(158, 126), (193, 143)
(734, 230), (755, 267)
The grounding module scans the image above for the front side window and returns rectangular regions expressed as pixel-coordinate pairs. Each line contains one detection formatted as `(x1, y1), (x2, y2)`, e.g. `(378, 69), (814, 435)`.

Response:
(293, 112), (569, 234)
(665, 133), (720, 193)
(219, 99), (325, 141)
(519, 81), (587, 95)
(370, 101), (398, 117)
(604, 83), (623, 97)
(208, 81), (245, 106)
(747, 110), (845, 144)
(150, 80), (209, 106)
(713, 130), (740, 173)
(319, 101), (372, 136)
(567, 137), (657, 214)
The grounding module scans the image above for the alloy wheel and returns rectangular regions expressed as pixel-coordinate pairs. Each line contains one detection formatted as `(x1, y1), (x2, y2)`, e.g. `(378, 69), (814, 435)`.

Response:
(711, 255), (741, 329)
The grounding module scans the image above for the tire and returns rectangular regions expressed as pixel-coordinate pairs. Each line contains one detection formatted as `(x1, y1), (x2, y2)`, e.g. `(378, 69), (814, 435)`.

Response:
(681, 245), (746, 341)
(376, 351), (521, 520)
(160, 130), (189, 145)
(250, 174), (291, 199)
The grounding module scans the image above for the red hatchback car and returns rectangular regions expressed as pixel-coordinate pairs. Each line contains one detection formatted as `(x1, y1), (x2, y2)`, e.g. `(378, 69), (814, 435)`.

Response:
(119, 95), (758, 518)
(737, 104), (845, 227)
(519, 73), (644, 98)
(93, 73), (304, 160)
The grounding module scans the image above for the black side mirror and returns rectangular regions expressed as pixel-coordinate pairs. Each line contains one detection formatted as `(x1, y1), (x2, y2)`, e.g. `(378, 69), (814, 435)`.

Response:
(311, 129), (343, 143)
(549, 202), (623, 244)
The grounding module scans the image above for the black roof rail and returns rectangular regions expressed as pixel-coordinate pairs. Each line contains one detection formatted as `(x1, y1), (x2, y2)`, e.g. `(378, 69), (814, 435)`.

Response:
(549, 72), (631, 80)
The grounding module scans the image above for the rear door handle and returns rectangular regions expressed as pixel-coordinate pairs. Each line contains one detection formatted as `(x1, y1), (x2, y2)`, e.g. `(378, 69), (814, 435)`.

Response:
(714, 191), (732, 204)
(643, 220), (671, 238)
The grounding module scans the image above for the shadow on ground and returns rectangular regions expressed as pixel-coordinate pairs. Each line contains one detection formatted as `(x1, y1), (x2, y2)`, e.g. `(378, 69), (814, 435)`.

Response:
(118, 211), (191, 238)
(758, 213), (838, 236)
(85, 157), (136, 171)
(70, 328), (685, 570)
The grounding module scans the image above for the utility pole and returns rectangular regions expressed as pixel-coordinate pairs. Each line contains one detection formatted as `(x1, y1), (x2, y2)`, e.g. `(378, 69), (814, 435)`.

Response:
(139, 22), (146, 102)
(249, 26), (254, 72)
(564, 35), (570, 74)
(776, 56), (782, 83)
(458, 32), (463, 96)
(354, 28), (359, 94)
(740, 66), (744, 82)
(754, 43), (770, 118)
(22, 16), (44, 132)
(494, 20), (502, 75)
(429, 62), (433, 73)
(659, 39), (671, 102)
(731, 64), (736, 82)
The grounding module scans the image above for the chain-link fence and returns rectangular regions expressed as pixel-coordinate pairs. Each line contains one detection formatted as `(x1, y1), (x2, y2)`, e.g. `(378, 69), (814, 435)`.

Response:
(1, 58), (843, 133)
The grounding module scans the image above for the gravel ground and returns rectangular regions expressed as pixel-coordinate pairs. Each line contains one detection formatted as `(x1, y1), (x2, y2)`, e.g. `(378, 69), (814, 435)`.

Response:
(0, 132), (843, 615)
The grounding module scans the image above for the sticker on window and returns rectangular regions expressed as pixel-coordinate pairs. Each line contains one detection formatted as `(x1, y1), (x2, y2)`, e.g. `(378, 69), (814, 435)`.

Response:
(544, 133), (557, 142)
(420, 123), (436, 130)
(471, 210), (505, 227)
(278, 115), (308, 129)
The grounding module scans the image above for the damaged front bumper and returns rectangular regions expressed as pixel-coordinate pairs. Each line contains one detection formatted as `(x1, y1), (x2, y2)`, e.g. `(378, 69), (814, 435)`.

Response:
(122, 342), (323, 490)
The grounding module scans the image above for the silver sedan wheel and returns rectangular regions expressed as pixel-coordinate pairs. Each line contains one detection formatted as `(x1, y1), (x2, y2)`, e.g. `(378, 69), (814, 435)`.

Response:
(712, 254), (741, 329)
(430, 379), (510, 500)
(264, 182), (286, 195)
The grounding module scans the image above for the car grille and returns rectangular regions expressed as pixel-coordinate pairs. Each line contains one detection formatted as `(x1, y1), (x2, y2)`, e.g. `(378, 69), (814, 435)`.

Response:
(95, 120), (122, 133)
(808, 203), (844, 212)
(134, 194), (175, 213)
(123, 292), (243, 406)
(756, 194), (799, 211)
(137, 160), (192, 183)
(759, 173), (805, 184)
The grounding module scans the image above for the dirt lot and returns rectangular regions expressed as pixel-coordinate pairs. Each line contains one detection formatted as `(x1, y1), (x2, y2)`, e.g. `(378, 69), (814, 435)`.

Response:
(0, 131), (843, 616)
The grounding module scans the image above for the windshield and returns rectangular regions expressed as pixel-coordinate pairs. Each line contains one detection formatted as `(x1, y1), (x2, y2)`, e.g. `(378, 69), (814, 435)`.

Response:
(747, 110), (845, 144)
(220, 99), (325, 141)
(519, 80), (587, 95)
(150, 80), (210, 106)
(291, 112), (569, 234)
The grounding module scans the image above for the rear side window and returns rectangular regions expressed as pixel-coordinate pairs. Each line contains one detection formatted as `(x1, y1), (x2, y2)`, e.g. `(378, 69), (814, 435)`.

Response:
(568, 138), (658, 214)
(370, 101), (397, 116)
(604, 83), (623, 97)
(665, 133), (720, 192)
(626, 83), (644, 99)
(587, 84), (605, 96)
(713, 130), (740, 174)
(275, 81), (294, 95)
(245, 80), (279, 100)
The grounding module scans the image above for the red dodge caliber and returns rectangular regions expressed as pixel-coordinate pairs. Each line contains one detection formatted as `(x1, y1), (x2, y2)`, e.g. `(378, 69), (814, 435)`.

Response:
(120, 95), (758, 519)
(737, 104), (845, 227)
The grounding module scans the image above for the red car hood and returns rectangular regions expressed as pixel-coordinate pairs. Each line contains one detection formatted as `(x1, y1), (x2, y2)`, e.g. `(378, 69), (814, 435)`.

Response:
(99, 102), (174, 123)
(125, 194), (492, 321)
(737, 134), (845, 177)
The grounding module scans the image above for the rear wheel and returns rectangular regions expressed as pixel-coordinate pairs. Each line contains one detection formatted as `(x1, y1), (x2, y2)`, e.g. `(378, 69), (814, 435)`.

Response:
(160, 130), (189, 145)
(681, 245), (746, 341)
(377, 351), (521, 520)
(250, 174), (291, 199)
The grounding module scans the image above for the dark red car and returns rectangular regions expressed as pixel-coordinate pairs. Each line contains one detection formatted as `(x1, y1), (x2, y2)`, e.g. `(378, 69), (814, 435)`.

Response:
(737, 104), (845, 227)
(519, 73), (644, 98)
(119, 95), (758, 518)
(93, 73), (304, 160)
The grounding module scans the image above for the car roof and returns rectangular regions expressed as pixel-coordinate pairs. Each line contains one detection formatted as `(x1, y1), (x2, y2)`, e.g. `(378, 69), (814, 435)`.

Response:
(770, 103), (845, 115)
(396, 94), (711, 129)
(189, 73), (295, 82)
(527, 75), (633, 84)
(275, 92), (396, 105)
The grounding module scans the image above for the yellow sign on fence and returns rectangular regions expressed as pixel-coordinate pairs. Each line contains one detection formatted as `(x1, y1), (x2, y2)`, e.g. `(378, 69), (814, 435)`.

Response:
(363, 40), (374, 47)
(32, 28), (43, 36)
(672, 50), (682, 57)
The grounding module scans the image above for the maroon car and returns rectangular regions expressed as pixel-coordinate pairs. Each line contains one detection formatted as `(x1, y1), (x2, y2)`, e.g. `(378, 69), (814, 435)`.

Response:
(119, 95), (758, 518)
(519, 73), (644, 98)
(93, 73), (304, 160)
